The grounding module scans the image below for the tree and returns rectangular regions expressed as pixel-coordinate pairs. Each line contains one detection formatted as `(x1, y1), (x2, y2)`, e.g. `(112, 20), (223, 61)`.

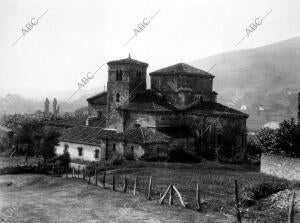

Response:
(274, 118), (300, 157)
(53, 98), (57, 115)
(44, 98), (50, 113)
(256, 127), (277, 152)
(35, 127), (60, 162)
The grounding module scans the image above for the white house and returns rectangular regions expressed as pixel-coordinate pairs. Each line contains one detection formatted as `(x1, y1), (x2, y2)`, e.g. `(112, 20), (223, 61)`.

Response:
(56, 126), (116, 162)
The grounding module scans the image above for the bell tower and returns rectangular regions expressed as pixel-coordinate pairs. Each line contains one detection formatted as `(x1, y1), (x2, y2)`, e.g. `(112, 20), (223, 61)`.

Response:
(106, 55), (148, 132)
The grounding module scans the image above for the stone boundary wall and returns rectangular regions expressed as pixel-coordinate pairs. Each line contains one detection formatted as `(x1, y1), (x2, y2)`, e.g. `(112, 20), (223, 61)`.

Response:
(261, 153), (300, 181)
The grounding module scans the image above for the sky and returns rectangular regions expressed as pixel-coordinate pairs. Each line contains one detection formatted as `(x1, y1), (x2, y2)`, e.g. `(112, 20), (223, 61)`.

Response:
(0, 0), (299, 100)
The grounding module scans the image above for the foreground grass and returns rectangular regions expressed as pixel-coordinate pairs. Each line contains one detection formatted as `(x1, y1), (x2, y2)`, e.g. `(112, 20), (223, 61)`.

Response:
(93, 161), (291, 222)
(0, 174), (230, 223)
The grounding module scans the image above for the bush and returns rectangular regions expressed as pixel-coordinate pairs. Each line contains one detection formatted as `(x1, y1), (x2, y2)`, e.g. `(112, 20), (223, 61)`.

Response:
(167, 148), (201, 163)
(124, 152), (134, 161)
(240, 179), (290, 207)
(108, 154), (123, 166)
(57, 151), (71, 170)
(141, 153), (167, 162)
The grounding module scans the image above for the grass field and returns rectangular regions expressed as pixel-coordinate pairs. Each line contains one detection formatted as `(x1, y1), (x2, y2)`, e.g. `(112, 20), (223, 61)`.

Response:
(0, 174), (231, 223)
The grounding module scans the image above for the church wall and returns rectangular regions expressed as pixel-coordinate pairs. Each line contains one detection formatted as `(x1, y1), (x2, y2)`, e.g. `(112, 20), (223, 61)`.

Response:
(88, 103), (106, 117)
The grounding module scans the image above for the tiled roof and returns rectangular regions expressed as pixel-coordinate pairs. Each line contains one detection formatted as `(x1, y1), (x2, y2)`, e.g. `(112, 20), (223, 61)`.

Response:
(47, 116), (107, 128)
(114, 127), (170, 144)
(150, 63), (214, 78)
(118, 90), (177, 113)
(181, 100), (249, 118)
(59, 126), (116, 146)
(107, 55), (148, 67)
(87, 92), (107, 105)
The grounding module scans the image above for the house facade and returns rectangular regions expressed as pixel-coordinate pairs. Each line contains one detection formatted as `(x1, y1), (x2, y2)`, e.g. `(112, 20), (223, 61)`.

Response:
(56, 55), (248, 162)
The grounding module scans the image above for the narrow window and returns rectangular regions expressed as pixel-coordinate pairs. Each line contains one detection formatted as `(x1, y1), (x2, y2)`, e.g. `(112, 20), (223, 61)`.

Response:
(116, 70), (123, 81)
(78, 147), (83, 156)
(64, 144), (69, 154)
(116, 93), (120, 102)
(113, 144), (116, 152)
(131, 146), (134, 153)
(94, 149), (100, 159)
(157, 147), (160, 154)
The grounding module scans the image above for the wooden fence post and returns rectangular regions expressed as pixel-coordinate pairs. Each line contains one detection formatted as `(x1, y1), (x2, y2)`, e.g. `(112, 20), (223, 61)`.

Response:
(288, 191), (296, 223)
(77, 166), (80, 179)
(123, 175), (127, 193)
(133, 176), (137, 196)
(112, 175), (115, 191)
(95, 170), (98, 186)
(173, 185), (187, 208)
(83, 168), (85, 180)
(160, 185), (172, 204)
(57, 167), (60, 177)
(102, 172), (106, 188)
(169, 185), (174, 206)
(147, 176), (152, 200)
(234, 180), (242, 223)
(196, 183), (201, 210)
(72, 167), (75, 178)
(88, 171), (91, 184)
(52, 164), (55, 176)
(65, 168), (68, 178)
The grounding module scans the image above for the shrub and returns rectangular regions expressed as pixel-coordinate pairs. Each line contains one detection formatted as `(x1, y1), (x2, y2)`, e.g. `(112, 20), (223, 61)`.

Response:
(124, 152), (134, 161)
(109, 153), (123, 166)
(167, 148), (200, 163)
(57, 151), (71, 170)
(240, 179), (290, 207)
(141, 153), (167, 162)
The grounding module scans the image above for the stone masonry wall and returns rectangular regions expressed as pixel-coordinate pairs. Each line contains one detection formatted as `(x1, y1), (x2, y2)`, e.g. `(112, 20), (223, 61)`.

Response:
(261, 153), (300, 181)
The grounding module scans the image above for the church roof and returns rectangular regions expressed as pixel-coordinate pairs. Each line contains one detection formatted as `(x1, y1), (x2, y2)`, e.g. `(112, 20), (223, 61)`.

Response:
(87, 91), (107, 105)
(114, 127), (170, 144)
(59, 126), (116, 146)
(107, 55), (148, 67)
(150, 63), (214, 78)
(118, 90), (177, 113)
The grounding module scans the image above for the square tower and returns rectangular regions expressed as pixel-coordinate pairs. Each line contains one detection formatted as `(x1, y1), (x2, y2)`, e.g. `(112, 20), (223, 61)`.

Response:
(106, 55), (148, 132)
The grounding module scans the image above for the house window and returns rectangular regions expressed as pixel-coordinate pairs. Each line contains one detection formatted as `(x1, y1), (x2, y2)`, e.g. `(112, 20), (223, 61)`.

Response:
(113, 144), (116, 152)
(116, 93), (120, 102)
(116, 70), (123, 81)
(94, 149), (100, 159)
(156, 147), (160, 154)
(131, 146), (134, 153)
(78, 147), (83, 156)
(64, 144), (69, 153)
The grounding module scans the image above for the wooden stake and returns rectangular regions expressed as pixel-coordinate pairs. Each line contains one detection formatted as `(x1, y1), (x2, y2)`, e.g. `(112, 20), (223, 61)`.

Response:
(112, 175), (115, 191)
(160, 185), (172, 204)
(95, 170), (98, 186)
(196, 183), (201, 210)
(58, 167), (60, 177)
(77, 166), (80, 178)
(133, 176), (138, 196)
(169, 185), (174, 206)
(288, 191), (296, 223)
(65, 168), (68, 178)
(88, 171), (91, 184)
(72, 167), (74, 178)
(147, 176), (152, 200)
(173, 185), (187, 208)
(102, 172), (106, 188)
(52, 164), (55, 176)
(83, 168), (85, 179)
(234, 180), (242, 223)
(123, 175), (128, 193)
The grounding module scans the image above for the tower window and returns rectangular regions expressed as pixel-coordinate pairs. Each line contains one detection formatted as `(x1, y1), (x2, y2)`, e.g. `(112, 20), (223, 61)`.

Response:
(94, 149), (100, 159)
(136, 71), (142, 81)
(116, 93), (120, 102)
(116, 70), (123, 81)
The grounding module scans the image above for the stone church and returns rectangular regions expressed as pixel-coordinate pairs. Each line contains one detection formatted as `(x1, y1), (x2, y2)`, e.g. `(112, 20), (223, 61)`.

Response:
(56, 55), (248, 162)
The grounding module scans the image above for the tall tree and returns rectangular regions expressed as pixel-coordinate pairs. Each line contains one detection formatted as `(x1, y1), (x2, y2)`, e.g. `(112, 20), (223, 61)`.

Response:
(44, 98), (50, 113)
(53, 98), (58, 115)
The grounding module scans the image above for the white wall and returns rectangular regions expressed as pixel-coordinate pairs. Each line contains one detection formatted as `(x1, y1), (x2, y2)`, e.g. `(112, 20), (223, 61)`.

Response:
(56, 141), (105, 162)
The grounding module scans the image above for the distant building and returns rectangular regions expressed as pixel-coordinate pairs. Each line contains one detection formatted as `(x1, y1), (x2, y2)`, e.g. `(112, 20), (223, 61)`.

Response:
(56, 56), (248, 162)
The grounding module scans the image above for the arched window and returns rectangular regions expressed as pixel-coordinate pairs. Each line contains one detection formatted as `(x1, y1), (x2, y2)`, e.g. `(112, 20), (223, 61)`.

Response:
(94, 149), (100, 159)
(116, 93), (120, 102)
(116, 69), (123, 81)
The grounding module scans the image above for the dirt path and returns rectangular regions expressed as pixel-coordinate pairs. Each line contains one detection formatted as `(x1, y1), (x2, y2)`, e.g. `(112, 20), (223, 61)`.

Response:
(0, 174), (232, 223)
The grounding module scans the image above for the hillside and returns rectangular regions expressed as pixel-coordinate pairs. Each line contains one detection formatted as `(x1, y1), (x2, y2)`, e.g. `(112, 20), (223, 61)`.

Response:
(190, 37), (300, 131)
